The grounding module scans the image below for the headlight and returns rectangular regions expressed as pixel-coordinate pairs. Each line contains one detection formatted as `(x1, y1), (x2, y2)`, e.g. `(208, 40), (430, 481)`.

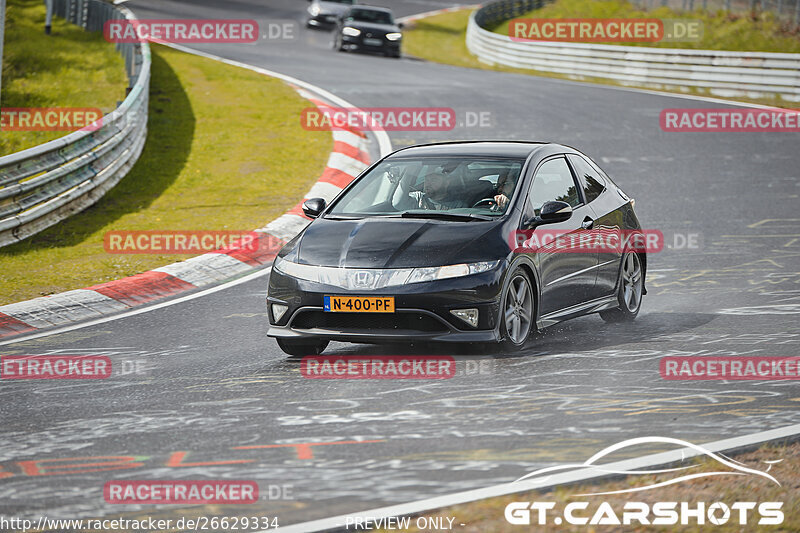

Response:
(342, 26), (361, 37)
(309, 5), (320, 16)
(385, 32), (402, 41)
(273, 258), (500, 290)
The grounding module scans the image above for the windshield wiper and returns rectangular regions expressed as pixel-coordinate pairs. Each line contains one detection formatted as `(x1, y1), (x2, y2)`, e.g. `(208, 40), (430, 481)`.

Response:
(398, 211), (494, 221)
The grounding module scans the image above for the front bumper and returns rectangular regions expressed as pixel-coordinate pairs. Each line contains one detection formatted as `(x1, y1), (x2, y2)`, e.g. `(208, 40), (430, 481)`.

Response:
(341, 34), (401, 54)
(267, 265), (504, 343)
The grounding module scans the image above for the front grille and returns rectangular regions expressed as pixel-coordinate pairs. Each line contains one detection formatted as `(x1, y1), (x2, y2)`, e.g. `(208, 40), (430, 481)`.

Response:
(291, 311), (448, 333)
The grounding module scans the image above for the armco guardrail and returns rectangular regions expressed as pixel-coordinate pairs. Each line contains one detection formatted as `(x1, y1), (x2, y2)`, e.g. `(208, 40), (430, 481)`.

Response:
(466, 0), (800, 102)
(0, 0), (149, 247)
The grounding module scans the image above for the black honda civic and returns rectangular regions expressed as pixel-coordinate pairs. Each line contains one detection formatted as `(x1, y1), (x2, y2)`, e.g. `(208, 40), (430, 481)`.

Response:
(267, 142), (647, 356)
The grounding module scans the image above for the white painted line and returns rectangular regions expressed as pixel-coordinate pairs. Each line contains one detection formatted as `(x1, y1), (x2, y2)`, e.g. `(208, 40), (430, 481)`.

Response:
(154, 253), (252, 287)
(271, 424), (800, 533)
(258, 214), (311, 242)
(0, 267), (272, 347)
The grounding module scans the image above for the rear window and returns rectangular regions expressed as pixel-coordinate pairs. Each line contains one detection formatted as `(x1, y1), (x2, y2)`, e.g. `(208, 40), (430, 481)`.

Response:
(568, 154), (606, 204)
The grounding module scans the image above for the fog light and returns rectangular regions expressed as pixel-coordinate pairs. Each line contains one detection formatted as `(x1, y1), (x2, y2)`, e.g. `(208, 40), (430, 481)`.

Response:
(450, 308), (478, 328)
(271, 304), (288, 322)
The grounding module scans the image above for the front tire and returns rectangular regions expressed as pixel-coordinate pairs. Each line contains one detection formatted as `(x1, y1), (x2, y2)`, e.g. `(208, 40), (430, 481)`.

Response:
(600, 252), (643, 323)
(500, 268), (534, 350)
(277, 338), (329, 357)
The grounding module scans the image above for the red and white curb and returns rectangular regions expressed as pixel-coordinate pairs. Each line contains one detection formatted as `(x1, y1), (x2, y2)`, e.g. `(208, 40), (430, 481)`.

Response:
(0, 50), (390, 340)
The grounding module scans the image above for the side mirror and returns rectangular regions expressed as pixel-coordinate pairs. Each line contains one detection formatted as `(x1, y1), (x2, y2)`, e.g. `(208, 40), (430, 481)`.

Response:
(302, 198), (326, 218)
(398, 22), (405, 29)
(540, 200), (572, 223)
(524, 200), (572, 228)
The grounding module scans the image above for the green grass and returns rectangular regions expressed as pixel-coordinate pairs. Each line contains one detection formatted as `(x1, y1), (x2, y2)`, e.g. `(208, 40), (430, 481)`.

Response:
(0, 44), (331, 304)
(403, 3), (800, 107)
(0, 0), (127, 155)
(492, 0), (800, 52)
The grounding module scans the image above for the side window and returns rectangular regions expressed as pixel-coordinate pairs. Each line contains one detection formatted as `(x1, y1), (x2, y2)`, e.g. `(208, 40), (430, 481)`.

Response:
(527, 157), (580, 216)
(568, 155), (606, 204)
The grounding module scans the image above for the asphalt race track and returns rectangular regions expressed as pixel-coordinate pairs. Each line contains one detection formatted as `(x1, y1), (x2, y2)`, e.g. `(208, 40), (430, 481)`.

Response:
(1, 0), (799, 529)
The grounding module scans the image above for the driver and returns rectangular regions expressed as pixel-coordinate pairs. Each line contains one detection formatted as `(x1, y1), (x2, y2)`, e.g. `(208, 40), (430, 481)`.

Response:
(494, 169), (512, 209)
(408, 172), (467, 210)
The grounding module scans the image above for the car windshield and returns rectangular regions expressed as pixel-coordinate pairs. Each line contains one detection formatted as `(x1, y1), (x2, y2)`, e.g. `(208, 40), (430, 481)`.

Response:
(327, 156), (525, 218)
(347, 8), (393, 25)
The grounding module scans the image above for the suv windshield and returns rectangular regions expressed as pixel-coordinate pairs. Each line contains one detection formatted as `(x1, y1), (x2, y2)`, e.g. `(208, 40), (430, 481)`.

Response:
(327, 156), (525, 218)
(347, 8), (393, 25)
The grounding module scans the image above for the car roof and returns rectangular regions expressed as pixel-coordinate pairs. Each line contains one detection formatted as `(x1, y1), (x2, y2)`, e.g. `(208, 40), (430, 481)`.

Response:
(347, 5), (393, 13)
(386, 141), (579, 160)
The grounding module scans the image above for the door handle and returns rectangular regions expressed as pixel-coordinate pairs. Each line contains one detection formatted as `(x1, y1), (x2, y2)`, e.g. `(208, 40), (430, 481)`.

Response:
(581, 218), (594, 230)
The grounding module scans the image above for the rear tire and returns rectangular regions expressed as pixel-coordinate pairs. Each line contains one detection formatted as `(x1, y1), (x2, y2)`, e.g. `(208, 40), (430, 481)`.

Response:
(600, 252), (643, 323)
(277, 338), (329, 357)
(499, 268), (535, 351)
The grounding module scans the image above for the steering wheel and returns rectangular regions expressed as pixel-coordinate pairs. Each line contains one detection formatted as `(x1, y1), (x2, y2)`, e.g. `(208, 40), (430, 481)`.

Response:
(472, 197), (497, 209)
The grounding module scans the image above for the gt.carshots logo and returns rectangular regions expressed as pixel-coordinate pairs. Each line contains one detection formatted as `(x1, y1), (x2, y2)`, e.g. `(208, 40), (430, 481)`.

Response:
(504, 437), (784, 527)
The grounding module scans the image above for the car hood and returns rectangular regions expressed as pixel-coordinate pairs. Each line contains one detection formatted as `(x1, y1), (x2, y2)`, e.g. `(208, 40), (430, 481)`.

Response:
(291, 217), (508, 268)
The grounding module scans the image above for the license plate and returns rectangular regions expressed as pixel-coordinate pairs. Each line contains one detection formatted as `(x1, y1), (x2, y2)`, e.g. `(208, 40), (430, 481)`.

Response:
(324, 296), (395, 313)
(363, 38), (383, 46)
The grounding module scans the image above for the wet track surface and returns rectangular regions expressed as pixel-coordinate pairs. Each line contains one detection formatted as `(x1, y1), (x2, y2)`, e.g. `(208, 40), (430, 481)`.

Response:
(1, 0), (799, 529)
